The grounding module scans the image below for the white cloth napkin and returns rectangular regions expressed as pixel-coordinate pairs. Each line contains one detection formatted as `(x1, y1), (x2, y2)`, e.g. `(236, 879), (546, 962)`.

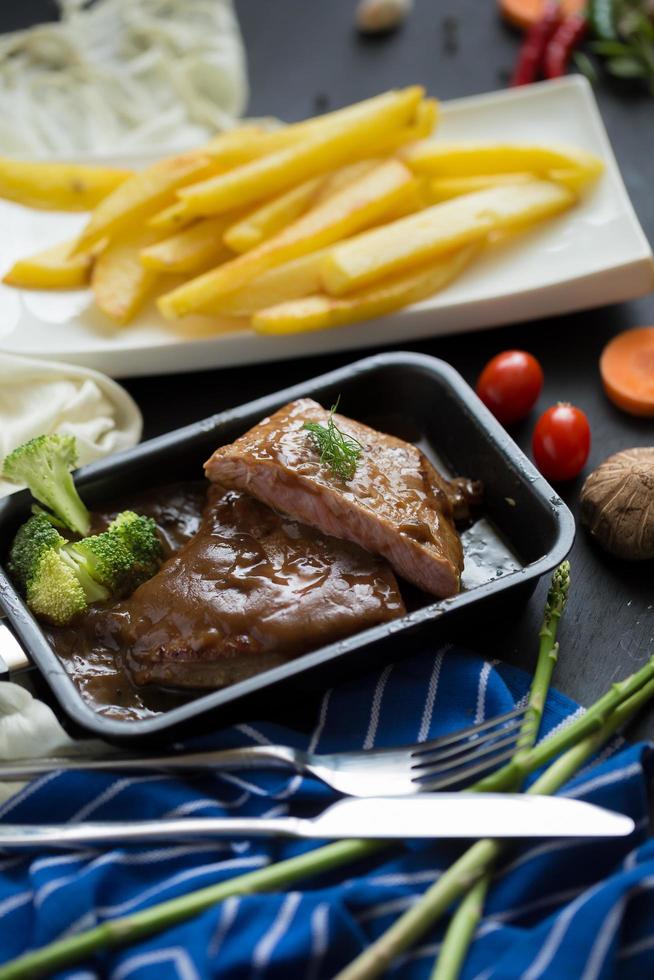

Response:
(0, 353), (140, 800)
(0, 0), (248, 157)
(0, 682), (107, 806)
(0, 351), (142, 497)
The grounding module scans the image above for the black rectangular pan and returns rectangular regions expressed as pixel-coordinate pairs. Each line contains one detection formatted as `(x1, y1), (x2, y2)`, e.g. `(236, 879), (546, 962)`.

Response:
(0, 352), (575, 743)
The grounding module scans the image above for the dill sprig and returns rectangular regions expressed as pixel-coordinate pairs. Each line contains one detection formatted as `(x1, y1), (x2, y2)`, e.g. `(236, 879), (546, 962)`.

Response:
(303, 399), (362, 481)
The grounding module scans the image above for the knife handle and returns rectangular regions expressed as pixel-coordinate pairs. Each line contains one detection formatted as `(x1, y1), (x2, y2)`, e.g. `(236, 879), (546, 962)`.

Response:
(0, 816), (305, 849)
(0, 620), (31, 678)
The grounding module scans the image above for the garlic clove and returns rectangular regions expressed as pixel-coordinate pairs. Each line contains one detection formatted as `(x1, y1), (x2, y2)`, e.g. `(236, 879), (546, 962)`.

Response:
(356, 0), (412, 35)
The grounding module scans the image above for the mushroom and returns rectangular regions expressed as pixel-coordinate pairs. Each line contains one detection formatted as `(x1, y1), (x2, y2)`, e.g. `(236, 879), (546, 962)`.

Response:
(580, 447), (654, 561)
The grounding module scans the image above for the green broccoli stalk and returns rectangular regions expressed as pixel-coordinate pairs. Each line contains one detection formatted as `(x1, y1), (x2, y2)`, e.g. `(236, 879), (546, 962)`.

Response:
(3, 434), (90, 536)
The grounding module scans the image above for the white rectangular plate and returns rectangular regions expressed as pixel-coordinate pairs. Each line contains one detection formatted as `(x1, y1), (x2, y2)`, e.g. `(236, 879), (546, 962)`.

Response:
(0, 76), (652, 379)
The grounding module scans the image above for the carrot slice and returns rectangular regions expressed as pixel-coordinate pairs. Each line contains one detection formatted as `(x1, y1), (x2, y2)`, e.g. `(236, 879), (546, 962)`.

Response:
(600, 327), (654, 417)
(500, 0), (585, 31)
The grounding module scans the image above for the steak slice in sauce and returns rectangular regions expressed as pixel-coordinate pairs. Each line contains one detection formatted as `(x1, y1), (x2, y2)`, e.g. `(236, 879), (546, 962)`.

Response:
(205, 399), (465, 598)
(114, 484), (405, 689)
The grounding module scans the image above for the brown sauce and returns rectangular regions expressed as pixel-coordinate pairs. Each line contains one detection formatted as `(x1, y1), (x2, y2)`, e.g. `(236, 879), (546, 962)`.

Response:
(40, 477), (507, 724)
(44, 482), (207, 721)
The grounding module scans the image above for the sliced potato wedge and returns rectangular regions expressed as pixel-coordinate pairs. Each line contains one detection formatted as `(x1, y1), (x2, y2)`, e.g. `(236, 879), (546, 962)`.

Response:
(75, 151), (216, 254)
(311, 159), (381, 206)
(199, 248), (330, 317)
(147, 199), (197, 234)
(402, 141), (604, 181)
(176, 87), (425, 219)
(253, 245), (478, 334)
(427, 167), (603, 203)
(368, 98), (438, 155)
(224, 176), (324, 253)
(321, 179), (576, 296)
(548, 167), (604, 193)
(0, 158), (131, 211)
(140, 217), (233, 274)
(92, 229), (162, 324)
(205, 92), (433, 163)
(159, 157), (416, 318)
(224, 161), (386, 254)
(3, 239), (95, 289)
(426, 173), (536, 202)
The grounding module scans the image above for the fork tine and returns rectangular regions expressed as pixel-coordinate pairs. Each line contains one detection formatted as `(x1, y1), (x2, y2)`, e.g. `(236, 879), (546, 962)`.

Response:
(413, 745), (519, 792)
(410, 716), (526, 769)
(411, 704), (527, 756)
(411, 730), (521, 780)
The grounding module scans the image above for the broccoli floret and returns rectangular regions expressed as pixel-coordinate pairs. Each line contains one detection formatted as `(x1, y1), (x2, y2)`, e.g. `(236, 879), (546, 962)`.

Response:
(7, 502), (164, 626)
(28, 549), (90, 625)
(8, 513), (67, 593)
(66, 531), (135, 596)
(7, 514), (108, 626)
(3, 434), (90, 536)
(108, 511), (163, 583)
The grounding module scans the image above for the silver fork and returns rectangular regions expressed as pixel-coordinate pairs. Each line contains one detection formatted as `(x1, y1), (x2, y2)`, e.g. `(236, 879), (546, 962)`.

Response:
(0, 705), (527, 796)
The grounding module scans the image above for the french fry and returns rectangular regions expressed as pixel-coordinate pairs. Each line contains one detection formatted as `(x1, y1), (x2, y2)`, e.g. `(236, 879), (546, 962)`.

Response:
(224, 177), (324, 253)
(311, 160), (381, 206)
(0, 158), (131, 211)
(426, 166), (603, 203)
(426, 173), (536, 202)
(402, 140), (604, 181)
(367, 98), (438, 155)
(92, 229), (161, 324)
(176, 87), (424, 219)
(151, 163), (379, 238)
(199, 248), (330, 317)
(75, 151), (217, 255)
(321, 179), (576, 296)
(252, 245), (479, 334)
(148, 200), (197, 234)
(140, 217), (233, 274)
(2, 239), (96, 289)
(202, 125), (276, 165)
(224, 162), (382, 253)
(159, 158), (417, 318)
(150, 96), (431, 234)
(204, 94), (435, 164)
(548, 167), (603, 193)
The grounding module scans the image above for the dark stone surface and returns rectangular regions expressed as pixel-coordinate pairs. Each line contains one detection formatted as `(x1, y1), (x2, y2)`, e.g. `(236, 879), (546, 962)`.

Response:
(5, 0), (654, 732)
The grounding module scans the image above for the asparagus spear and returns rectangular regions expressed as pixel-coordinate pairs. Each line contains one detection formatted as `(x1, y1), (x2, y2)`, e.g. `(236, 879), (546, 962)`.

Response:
(432, 562), (569, 980)
(2, 629), (653, 979)
(336, 671), (654, 980)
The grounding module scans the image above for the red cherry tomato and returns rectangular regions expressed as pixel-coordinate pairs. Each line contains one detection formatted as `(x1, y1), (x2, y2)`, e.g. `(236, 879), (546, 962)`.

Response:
(532, 403), (591, 482)
(476, 350), (544, 425)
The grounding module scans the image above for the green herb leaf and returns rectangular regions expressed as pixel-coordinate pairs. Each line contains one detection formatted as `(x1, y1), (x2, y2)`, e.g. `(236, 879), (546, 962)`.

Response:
(303, 398), (362, 481)
(573, 51), (600, 83)
(590, 39), (636, 56)
(606, 54), (649, 76)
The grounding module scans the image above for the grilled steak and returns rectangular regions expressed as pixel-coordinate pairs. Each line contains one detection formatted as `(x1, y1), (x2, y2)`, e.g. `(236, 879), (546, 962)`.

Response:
(205, 399), (465, 597)
(114, 484), (405, 689)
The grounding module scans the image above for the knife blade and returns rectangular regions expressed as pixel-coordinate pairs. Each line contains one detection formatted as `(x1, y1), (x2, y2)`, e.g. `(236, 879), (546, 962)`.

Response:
(0, 794), (634, 849)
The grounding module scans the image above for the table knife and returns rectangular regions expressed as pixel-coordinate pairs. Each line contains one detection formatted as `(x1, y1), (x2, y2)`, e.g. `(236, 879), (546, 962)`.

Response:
(0, 794), (634, 848)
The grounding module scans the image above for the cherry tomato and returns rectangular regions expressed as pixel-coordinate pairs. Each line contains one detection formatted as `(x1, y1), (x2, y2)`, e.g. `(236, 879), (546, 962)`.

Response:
(532, 403), (591, 482)
(476, 350), (544, 425)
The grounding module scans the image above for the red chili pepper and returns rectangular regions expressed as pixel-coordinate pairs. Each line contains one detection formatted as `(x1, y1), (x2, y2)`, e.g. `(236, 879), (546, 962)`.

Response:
(543, 13), (588, 78)
(510, 1), (562, 86)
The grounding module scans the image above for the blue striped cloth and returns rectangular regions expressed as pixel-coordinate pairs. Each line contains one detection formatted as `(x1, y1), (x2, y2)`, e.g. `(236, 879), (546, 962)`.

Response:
(0, 646), (652, 979)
